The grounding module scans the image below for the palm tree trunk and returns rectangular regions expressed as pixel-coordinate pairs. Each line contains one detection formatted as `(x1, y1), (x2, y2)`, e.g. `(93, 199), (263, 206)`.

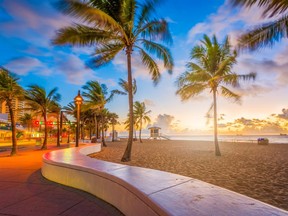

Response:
(60, 111), (63, 143)
(122, 47), (134, 162)
(57, 112), (60, 147)
(139, 121), (142, 143)
(42, 113), (48, 150)
(112, 124), (115, 142)
(101, 115), (107, 147)
(67, 131), (70, 144)
(8, 103), (17, 156)
(213, 90), (221, 156)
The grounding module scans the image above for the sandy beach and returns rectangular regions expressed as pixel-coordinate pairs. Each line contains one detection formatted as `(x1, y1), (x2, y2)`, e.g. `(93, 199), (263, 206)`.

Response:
(90, 139), (288, 211)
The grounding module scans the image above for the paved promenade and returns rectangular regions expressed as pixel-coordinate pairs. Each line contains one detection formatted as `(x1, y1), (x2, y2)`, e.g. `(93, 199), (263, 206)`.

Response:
(0, 144), (123, 216)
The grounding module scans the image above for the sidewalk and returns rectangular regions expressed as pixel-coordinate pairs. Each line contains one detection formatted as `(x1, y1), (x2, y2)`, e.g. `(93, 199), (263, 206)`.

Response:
(0, 144), (123, 216)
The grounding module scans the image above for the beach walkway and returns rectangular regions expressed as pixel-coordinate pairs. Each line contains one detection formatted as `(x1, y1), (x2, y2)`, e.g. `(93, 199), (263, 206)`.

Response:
(0, 144), (123, 216)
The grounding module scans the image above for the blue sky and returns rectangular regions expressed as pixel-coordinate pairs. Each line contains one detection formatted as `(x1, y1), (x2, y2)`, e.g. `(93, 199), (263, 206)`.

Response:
(1, 0), (288, 134)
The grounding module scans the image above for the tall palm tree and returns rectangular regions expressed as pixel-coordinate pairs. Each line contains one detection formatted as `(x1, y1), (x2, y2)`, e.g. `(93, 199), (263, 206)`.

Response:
(0, 67), (24, 156)
(133, 101), (151, 143)
(25, 85), (61, 150)
(112, 78), (137, 96)
(82, 80), (113, 147)
(108, 112), (119, 142)
(230, 0), (288, 50)
(53, 0), (173, 162)
(50, 102), (62, 147)
(176, 35), (255, 156)
(19, 113), (33, 132)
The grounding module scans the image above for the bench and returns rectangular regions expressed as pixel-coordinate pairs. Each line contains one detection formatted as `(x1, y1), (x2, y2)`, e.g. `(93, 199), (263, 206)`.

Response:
(41, 144), (288, 216)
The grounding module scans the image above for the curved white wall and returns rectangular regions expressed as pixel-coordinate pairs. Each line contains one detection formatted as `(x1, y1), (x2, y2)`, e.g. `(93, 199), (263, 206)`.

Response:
(42, 145), (288, 216)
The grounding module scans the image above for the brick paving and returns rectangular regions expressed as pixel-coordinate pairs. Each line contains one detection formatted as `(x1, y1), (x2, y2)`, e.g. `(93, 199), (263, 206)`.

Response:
(0, 144), (123, 216)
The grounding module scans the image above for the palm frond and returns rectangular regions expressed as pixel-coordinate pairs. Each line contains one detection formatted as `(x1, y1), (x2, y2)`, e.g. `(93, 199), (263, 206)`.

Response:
(229, 0), (288, 17)
(140, 39), (173, 73)
(176, 83), (207, 101)
(138, 48), (160, 84)
(52, 24), (120, 47)
(238, 14), (288, 50)
(55, 0), (125, 34)
(88, 43), (124, 68)
(136, 19), (173, 45)
(220, 86), (241, 103)
(136, 0), (161, 28)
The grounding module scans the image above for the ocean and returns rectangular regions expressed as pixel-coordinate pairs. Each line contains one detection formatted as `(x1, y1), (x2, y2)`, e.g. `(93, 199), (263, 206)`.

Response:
(120, 134), (288, 144)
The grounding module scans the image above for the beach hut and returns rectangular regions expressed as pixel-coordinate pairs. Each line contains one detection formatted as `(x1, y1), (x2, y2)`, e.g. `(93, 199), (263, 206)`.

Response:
(148, 127), (161, 139)
(148, 127), (171, 140)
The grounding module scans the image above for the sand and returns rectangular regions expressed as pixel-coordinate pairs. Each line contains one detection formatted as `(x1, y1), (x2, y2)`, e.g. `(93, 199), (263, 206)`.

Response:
(89, 139), (288, 211)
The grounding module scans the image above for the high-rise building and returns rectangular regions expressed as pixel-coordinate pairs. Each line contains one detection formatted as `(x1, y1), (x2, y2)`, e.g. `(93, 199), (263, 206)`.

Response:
(0, 98), (26, 123)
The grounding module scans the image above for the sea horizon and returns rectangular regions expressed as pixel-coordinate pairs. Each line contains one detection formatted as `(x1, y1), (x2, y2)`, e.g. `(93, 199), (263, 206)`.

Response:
(118, 134), (288, 144)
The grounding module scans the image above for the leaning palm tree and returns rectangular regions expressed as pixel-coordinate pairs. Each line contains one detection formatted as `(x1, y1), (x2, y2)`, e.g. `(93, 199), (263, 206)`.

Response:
(50, 102), (62, 147)
(230, 0), (288, 50)
(108, 112), (119, 142)
(176, 34), (255, 156)
(25, 85), (61, 150)
(0, 67), (24, 156)
(19, 113), (33, 132)
(112, 78), (137, 96)
(134, 101), (151, 143)
(82, 80), (113, 147)
(53, 0), (173, 162)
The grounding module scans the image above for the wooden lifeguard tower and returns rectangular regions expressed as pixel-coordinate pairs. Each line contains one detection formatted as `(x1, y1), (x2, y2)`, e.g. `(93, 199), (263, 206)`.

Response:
(148, 127), (170, 140)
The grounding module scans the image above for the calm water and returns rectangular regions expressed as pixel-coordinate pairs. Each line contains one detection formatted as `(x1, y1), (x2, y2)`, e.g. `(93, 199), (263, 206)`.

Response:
(125, 134), (288, 144)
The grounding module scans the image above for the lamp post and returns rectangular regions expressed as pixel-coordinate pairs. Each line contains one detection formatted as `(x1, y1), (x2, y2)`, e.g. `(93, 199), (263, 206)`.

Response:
(74, 90), (83, 147)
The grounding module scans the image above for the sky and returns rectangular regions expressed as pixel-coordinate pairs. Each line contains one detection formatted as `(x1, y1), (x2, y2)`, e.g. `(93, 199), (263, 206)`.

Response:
(1, 0), (288, 135)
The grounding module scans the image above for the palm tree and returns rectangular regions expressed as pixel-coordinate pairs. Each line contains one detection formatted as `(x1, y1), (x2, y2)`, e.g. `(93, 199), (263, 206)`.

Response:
(133, 101), (151, 143)
(50, 102), (62, 147)
(19, 113), (33, 132)
(176, 35), (255, 156)
(0, 67), (24, 156)
(230, 0), (288, 50)
(82, 81), (113, 147)
(124, 113), (138, 141)
(108, 112), (119, 142)
(112, 78), (137, 96)
(25, 85), (61, 150)
(99, 108), (110, 147)
(53, 0), (173, 162)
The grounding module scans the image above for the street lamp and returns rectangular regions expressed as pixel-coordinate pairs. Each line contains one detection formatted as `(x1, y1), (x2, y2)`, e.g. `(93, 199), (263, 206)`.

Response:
(74, 90), (83, 147)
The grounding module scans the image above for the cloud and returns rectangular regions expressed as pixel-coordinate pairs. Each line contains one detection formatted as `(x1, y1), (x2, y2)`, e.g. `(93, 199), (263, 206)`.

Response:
(4, 57), (50, 75)
(219, 111), (288, 134)
(143, 99), (155, 107)
(149, 114), (189, 134)
(187, 0), (267, 44)
(55, 54), (96, 85)
(0, 0), (70, 45)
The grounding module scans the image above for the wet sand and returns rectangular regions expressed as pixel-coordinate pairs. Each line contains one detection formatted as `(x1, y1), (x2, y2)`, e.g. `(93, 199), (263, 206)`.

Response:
(89, 139), (288, 211)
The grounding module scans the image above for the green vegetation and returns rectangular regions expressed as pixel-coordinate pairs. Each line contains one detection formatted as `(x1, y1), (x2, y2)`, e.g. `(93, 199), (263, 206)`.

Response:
(0, 67), (24, 156)
(230, 0), (288, 50)
(176, 35), (255, 156)
(53, 0), (174, 162)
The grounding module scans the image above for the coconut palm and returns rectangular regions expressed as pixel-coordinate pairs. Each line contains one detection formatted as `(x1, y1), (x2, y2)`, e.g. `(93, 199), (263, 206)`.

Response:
(82, 80), (113, 147)
(19, 113), (33, 132)
(25, 85), (61, 150)
(50, 102), (62, 147)
(133, 101), (151, 143)
(0, 67), (24, 156)
(230, 0), (288, 50)
(108, 112), (119, 142)
(112, 78), (137, 96)
(123, 113), (137, 140)
(176, 34), (255, 156)
(53, 0), (173, 162)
